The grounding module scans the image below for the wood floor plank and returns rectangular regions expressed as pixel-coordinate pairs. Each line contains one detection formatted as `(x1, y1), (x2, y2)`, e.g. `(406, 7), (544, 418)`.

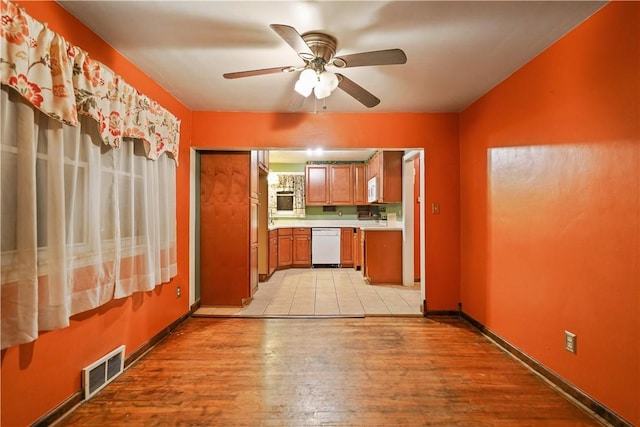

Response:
(57, 318), (604, 426)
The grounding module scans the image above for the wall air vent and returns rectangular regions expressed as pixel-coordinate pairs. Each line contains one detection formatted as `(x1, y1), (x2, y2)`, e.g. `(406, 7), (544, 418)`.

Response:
(82, 345), (125, 400)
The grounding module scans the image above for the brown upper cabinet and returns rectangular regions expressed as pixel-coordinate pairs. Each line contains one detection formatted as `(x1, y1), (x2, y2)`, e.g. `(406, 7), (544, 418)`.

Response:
(353, 164), (367, 205)
(305, 165), (329, 205)
(305, 164), (353, 206)
(368, 151), (403, 203)
(305, 151), (403, 206)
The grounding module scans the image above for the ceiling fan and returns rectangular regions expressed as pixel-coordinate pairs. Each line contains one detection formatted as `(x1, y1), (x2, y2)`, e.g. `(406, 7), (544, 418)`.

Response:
(223, 24), (407, 110)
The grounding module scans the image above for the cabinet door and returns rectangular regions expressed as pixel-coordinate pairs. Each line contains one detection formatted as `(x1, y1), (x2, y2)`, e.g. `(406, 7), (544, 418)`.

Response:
(360, 230), (366, 277)
(250, 150), (259, 200)
(305, 165), (329, 205)
(278, 235), (293, 267)
(364, 230), (402, 284)
(353, 164), (367, 205)
(269, 235), (278, 274)
(250, 244), (259, 296)
(292, 235), (311, 266)
(329, 164), (353, 205)
(352, 228), (361, 270)
(379, 151), (403, 203)
(340, 228), (354, 267)
(367, 151), (380, 180)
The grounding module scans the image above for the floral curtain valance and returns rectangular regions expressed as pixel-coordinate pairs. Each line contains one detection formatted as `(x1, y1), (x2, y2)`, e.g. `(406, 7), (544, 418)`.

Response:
(0, 0), (180, 163)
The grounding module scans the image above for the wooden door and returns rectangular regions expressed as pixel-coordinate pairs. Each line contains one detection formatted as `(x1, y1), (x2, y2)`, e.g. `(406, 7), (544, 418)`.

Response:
(199, 152), (251, 306)
(305, 165), (329, 205)
(340, 228), (354, 267)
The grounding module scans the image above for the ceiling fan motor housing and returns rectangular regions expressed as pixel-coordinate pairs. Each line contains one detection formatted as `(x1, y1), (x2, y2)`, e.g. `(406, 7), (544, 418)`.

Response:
(300, 32), (337, 64)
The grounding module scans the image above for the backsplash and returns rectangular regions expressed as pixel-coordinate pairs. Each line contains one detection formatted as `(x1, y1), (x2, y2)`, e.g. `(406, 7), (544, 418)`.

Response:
(287, 203), (403, 222)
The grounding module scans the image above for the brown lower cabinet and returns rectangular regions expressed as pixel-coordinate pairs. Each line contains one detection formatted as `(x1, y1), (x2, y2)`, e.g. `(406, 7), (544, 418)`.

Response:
(292, 228), (311, 267)
(268, 229), (278, 276)
(273, 227), (311, 270)
(277, 228), (293, 268)
(340, 228), (354, 267)
(353, 228), (362, 270)
(363, 229), (403, 285)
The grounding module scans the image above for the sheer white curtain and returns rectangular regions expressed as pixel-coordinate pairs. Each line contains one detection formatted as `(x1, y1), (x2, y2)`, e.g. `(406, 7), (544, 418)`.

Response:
(1, 86), (177, 349)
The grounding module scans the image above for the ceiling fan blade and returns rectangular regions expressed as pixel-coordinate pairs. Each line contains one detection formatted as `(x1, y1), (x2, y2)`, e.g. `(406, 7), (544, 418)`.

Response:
(336, 74), (380, 108)
(270, 24), (314, 58)
(333, 49), (407, 68)
(223, 66), (295, 79)
(288, 92), (307, 112)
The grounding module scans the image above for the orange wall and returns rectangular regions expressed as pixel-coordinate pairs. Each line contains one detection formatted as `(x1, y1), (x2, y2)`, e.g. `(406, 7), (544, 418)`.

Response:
(0, 2), (192, 426)
(192, 112), (461, 311)
(459, 2), (639, 424)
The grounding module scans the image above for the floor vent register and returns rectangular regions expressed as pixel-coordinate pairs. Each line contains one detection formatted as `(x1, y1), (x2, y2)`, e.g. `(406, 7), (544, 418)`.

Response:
(82, 345), (125, 399)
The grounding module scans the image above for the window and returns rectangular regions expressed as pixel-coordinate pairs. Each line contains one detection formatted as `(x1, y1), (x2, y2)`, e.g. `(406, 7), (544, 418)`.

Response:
(1, 86), (177, 349)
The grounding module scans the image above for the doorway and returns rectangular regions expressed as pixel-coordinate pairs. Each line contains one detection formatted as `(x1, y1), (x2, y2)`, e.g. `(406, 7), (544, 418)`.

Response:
(190, 148), (427, 314)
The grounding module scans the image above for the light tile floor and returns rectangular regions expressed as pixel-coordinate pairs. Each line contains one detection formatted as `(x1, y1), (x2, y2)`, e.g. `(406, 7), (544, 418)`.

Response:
(194, 268), (422, 317)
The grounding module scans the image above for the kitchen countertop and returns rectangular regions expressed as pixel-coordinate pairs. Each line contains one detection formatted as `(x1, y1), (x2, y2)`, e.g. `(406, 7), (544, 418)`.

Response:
(268, 219), (403, 231)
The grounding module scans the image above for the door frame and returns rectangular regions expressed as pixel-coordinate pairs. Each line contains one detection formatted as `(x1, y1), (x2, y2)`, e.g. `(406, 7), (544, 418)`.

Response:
(401, 150), (425, 308)
(190, 147), (427, 310)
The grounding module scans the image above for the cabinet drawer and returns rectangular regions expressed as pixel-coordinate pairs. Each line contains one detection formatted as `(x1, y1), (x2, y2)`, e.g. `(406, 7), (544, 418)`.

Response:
(293, 227), (310, 235)
(278, 228), (292, 236)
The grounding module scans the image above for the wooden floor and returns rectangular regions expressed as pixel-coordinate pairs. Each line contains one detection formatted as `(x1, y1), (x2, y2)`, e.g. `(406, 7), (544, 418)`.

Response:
(57, 317), (604, 426)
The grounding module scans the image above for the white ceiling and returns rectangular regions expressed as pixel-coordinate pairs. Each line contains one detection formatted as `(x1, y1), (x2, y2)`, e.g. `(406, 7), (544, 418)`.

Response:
(58, 1), (605, 114)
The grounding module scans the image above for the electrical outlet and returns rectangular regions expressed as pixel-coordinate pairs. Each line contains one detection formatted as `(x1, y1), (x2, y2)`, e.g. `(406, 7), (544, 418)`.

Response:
(565, 331), (577, 354)
(176, 286), (181, 299)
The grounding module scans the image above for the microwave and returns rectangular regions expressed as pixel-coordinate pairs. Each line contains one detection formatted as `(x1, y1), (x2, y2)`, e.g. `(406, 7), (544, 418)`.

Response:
(367, 177), (378, 203)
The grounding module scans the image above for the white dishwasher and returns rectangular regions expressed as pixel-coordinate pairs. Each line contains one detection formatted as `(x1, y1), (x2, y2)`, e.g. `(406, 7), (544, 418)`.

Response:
(311, 228), (341, 266)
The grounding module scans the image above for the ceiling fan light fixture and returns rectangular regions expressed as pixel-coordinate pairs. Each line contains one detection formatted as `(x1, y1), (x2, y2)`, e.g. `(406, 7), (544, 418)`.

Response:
(314, 84), (332, 99)
(299, 68), (317, 84)
(319, 71), (339, 91)
(295, 68), (319, 97)
(294, 79), (313, 97)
